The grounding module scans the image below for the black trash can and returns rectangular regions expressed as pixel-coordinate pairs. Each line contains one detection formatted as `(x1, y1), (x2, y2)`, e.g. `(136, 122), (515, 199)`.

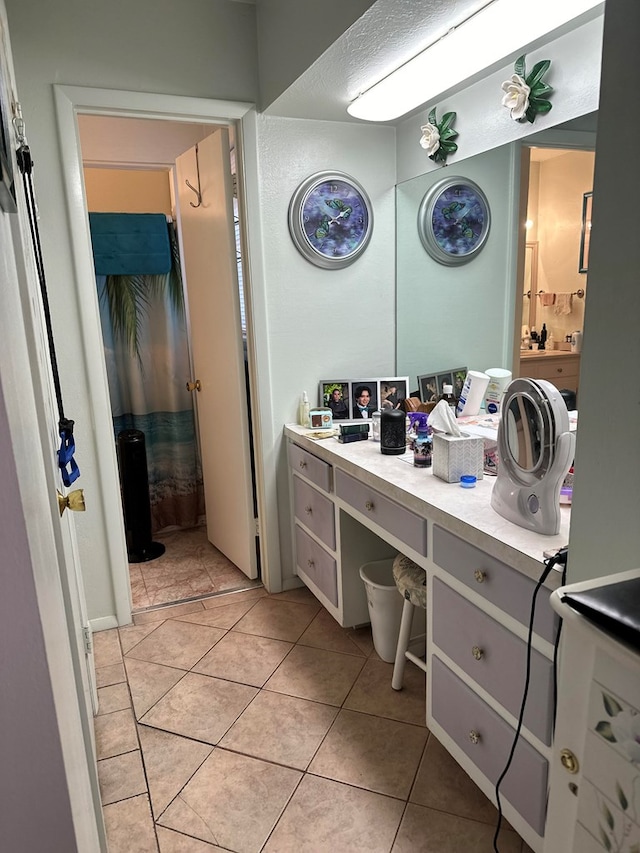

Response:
(116, 429), (165, 563)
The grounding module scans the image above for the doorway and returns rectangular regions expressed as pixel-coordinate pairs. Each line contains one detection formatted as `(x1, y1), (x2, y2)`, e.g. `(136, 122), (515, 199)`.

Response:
(77, 114), (261, 612)
(516, 144), (595, 395)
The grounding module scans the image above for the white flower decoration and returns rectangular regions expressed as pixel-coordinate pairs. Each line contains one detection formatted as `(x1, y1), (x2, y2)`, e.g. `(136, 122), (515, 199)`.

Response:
(501, 73), (531, 121)
(610, 709), (640, 765)
(419, 122), (440, 157)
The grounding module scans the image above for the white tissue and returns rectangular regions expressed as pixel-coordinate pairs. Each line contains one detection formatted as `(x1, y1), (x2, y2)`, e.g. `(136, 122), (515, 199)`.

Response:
(427, 400), (462, 437)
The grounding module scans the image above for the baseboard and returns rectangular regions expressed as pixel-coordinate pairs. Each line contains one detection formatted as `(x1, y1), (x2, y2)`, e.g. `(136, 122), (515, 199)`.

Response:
(89, 615), (119, 633)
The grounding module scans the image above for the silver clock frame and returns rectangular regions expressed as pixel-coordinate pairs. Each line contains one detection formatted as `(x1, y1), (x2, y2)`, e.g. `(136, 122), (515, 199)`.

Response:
(288, 170), (373, 270)
(417, 176), (491, 266)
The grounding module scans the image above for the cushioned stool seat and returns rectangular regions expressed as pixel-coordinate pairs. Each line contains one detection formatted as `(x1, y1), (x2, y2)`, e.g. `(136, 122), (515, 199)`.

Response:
(392, 554), (427, 690)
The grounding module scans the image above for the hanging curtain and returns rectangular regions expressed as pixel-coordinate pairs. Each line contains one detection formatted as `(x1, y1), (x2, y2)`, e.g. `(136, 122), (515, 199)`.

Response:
(93, 215), (204, 533)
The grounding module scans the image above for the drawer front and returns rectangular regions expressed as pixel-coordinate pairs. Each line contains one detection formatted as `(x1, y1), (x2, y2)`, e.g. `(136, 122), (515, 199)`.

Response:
(295, 524), (338, 606)
(335, 469), (428, 556)
(293, 475), (336, 549)
(288, 442), (332, 493)
(432, 579), (553, 744)
(431, 655), (548, 836)
(432, 526), (558, 644)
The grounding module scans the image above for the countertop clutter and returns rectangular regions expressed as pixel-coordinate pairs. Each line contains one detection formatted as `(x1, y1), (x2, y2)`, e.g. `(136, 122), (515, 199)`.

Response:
(285, 423), (569, 582)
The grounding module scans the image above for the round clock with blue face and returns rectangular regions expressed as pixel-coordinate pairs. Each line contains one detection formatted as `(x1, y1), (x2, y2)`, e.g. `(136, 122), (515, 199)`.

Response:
(288, 171), (373, 269)
(418, 177), (491, 266)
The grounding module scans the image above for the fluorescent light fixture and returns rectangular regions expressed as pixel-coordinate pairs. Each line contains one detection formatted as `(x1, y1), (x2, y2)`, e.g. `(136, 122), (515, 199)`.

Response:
(347, 0), (603, 122)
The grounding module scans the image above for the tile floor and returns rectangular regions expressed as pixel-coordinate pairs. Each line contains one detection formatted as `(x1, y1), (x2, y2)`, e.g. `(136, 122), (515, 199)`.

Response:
(129, 526), (262, 611)
(93, 584), (535, 852)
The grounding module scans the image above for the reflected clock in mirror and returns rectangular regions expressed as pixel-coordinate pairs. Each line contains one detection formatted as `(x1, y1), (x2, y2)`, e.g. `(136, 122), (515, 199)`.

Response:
(288, 171), (373, 269)
(418, 177), (491, 266)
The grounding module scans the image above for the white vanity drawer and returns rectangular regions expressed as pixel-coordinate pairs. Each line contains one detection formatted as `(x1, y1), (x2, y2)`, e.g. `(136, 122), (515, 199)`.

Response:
(295, 524), (338, 606)
(335, 469), (428, 556)
(432, 578), (553, 744)
(293, 474), (335, 549)
(288, 442), (332, 493)
(431, 655), (548, 836)
(432, 526), (558, 644)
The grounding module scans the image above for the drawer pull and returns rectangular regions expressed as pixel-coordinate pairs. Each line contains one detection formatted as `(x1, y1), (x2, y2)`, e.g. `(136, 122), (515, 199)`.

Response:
(307, 559), (315, 569)
(556, 367), (563, 373)
(304, 505), (312, 515)
(471, 645), (484, 661)
(365, 500), (375, 512)
(559, 748), (579, 775)
(299, 460), (307, 469)
(468, 730), (481, 745)
(474, 569), (487, 583)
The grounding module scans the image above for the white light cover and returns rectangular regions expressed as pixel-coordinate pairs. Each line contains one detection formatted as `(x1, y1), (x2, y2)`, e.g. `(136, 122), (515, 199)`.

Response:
(347, 0), (603, 121)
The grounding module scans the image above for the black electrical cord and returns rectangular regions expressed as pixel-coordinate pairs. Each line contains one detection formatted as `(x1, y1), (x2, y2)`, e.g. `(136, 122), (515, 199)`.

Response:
(492, 546), (569, 852)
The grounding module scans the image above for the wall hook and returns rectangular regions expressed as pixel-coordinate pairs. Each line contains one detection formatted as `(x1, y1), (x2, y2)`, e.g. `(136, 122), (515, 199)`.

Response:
(185, 143), (202, 208)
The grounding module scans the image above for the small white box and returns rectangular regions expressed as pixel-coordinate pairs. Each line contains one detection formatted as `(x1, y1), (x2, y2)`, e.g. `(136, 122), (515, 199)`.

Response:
(432, 432), (485, 483)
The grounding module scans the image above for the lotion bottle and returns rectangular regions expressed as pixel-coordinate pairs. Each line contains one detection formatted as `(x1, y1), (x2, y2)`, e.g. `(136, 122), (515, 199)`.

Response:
(298, 391), (310, 428)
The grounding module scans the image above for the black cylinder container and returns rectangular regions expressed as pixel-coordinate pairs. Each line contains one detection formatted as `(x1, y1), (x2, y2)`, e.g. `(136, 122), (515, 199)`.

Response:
(380, 409), (406, 455)
(117, 429), (166, 563)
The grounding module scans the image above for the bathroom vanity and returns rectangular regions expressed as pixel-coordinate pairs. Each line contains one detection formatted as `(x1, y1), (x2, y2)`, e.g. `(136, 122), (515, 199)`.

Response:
(285, 424), (571, 851)
(520, 350), (581, 393)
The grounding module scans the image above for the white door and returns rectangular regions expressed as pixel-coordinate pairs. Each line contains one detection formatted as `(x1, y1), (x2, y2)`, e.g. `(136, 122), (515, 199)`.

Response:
(175, 130), (258, 579)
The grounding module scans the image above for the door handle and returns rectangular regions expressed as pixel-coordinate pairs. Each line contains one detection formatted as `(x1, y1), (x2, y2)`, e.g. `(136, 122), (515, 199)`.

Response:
(186, 380), (201, 392)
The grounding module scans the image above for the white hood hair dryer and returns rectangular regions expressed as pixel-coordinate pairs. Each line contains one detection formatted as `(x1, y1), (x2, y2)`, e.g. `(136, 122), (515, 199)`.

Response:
(491, 378), (575, 535)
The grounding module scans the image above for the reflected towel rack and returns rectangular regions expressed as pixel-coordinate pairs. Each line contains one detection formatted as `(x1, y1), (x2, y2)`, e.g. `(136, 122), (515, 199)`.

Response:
(525, 288), (585, 299)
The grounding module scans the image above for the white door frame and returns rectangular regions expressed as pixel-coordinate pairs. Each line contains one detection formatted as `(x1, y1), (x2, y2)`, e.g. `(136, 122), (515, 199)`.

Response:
(54, 85), (279, 626)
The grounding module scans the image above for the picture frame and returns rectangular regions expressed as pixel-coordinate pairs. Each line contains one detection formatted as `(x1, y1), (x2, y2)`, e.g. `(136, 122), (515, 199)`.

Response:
(418, 367), (467, 403)
(0, 19), (17, 214)
(288, 171), (373, 269)
(318, 377), (409, 421)
(320, 381), (350, 420)
(579, 191), (592, 274)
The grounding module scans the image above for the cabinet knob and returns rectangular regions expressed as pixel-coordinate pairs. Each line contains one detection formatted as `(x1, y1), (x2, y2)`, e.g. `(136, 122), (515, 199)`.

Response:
(365, 500), (375, 512)
(299, 460), (307, 469)
(556, 367), (563, 374)
(304, 506), (312, 515)
(559, 748), (579, 775)
(468, 730), (481, 745)
(307, 559), (315, 569)
(474, 569), (486, 583)
(472, 645), (484, 661)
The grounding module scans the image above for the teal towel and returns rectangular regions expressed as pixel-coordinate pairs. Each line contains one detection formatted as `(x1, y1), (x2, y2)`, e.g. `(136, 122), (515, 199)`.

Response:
(89, 212), (171, 275)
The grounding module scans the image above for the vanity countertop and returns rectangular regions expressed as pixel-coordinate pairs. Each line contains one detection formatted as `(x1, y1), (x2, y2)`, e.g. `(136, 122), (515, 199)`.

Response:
(520, 349), (580, 359)
(285, 424), (570, 586)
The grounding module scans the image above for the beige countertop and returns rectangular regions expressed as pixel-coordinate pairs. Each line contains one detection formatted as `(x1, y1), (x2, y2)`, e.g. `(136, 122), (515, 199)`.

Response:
(520, 349), (580, 359)
(285, 424), (570, 587)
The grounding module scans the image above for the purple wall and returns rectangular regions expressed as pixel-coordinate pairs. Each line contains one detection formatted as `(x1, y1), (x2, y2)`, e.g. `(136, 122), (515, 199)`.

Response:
(0, 381), (77, 851)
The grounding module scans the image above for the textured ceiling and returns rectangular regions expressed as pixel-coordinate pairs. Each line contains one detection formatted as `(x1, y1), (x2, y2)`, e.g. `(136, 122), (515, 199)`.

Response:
(265, 0), (484, 122)
(265, 0), (603, 125)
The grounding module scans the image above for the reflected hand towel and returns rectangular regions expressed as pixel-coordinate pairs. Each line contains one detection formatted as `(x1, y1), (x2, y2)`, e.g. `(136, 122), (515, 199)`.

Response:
(554, 293), (573, 314)
(539, 292), (556, 307)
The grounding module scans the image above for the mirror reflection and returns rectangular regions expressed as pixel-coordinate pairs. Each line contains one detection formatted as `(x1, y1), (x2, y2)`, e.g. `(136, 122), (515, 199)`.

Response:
(396, 114), (597, 400)
(506, 394), (542, 472)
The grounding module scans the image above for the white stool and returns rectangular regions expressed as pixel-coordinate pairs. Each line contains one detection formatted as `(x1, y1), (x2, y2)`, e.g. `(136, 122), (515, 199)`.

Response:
(391, 554), (427, 690)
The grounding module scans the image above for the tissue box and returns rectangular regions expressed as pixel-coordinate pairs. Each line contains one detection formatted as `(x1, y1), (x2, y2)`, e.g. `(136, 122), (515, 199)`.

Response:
(432, 432), (485, 483)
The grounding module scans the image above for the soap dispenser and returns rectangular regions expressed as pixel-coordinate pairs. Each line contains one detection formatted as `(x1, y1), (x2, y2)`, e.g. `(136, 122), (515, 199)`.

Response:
(539, 323), (547, 350)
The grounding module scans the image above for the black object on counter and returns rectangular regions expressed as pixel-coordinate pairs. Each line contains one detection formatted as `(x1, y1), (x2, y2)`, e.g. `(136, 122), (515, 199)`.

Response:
(380, 409), (406, 456)
(117, 429), (166, 563)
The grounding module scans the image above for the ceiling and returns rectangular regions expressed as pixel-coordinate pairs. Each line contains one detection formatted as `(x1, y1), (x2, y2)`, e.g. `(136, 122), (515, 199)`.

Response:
(265, 0), (604, 125)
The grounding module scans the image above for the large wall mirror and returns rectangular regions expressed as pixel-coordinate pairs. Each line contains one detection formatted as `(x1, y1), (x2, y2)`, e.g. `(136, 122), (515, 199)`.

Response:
(396, 113), (597, 397)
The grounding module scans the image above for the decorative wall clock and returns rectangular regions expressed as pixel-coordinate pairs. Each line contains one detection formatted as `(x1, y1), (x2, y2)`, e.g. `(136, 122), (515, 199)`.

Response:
(288, 171), (373, 269)
(418, 177), (491, 266)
